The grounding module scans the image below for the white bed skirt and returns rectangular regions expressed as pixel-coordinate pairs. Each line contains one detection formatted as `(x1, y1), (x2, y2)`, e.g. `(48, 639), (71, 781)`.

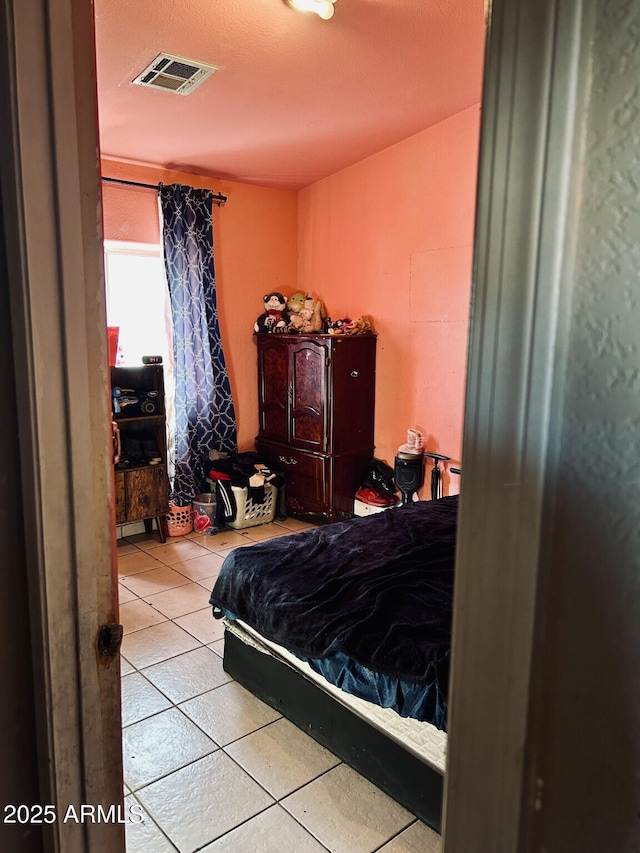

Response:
(223, 617), (447, 774)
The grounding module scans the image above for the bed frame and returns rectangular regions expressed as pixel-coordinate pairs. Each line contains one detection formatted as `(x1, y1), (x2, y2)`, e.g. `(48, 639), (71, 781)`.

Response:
(223, 628), (444, 832)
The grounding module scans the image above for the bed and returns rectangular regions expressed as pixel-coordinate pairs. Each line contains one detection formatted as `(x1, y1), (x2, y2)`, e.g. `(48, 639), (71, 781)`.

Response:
(209, 495), (458, 831)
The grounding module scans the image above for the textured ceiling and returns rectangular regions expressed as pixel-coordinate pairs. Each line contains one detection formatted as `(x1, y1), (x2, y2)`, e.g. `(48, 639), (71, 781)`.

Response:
(94, 0), (485, 190)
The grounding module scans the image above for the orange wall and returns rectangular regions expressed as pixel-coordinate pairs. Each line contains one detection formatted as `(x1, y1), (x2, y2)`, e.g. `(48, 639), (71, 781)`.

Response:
(102, 105), (480, 495)
(101, 159), (298, 451)
(298, 105), (481, 495)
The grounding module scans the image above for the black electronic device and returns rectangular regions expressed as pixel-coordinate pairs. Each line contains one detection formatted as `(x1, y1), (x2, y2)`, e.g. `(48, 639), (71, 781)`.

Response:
(112, 387), (160, 418)
(142, 355), (163, 365)
(394, 453), (424, 505)
(138, 391), (159, 415)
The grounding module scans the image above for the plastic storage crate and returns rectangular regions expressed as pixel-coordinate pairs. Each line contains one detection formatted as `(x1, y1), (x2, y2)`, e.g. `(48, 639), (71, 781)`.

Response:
(226, 483), (277, 529)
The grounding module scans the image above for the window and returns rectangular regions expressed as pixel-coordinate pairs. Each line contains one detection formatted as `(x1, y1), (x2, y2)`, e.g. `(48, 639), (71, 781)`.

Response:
(104, 241), (175, 481)
(104, 242), (172, 367)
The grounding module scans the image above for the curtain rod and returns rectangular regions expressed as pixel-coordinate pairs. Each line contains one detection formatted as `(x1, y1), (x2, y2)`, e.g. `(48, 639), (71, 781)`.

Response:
(101, 176), (227, 206)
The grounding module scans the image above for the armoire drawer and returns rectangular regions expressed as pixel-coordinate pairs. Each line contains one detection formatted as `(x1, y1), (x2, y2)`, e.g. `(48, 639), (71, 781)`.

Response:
(263, 444), (327, 481)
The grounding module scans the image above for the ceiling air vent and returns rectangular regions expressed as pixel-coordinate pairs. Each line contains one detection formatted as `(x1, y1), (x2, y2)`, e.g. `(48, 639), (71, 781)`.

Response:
(132, 53), (218, 95)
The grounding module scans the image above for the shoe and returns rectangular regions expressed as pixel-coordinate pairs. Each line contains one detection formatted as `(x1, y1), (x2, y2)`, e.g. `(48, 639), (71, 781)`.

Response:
(398, 428), (424, 456)
(362, 458), (396, 495)
(355, 486), (398, 507)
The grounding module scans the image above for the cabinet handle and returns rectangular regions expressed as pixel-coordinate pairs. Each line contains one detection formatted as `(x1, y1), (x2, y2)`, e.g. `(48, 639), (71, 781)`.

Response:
(351, 370), (359, 378)
(278, 455), (298, 466)
(112, 421), (121, 465)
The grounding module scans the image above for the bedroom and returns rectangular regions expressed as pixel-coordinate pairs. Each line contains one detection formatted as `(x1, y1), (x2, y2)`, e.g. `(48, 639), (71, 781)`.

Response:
(98, 0), (485, 482)
(98, 2), (485, 848)
(3, 1), (639, 853)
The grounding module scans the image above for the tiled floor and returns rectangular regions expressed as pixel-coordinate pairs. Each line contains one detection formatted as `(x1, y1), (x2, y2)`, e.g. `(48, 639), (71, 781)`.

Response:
(118, 520), (442, 853)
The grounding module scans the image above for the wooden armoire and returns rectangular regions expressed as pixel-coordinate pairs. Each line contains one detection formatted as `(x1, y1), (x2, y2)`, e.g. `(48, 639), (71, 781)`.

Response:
(255, 333), (376, 522)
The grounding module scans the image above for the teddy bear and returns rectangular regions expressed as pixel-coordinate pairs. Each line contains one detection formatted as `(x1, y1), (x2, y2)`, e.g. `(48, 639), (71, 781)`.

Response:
(299, 296), (326, 333)
(254, 292), (290, 333)
(286, 292), (327, 334)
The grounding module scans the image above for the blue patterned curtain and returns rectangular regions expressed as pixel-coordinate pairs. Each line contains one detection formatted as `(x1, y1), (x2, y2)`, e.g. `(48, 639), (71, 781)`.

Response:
(160, 183), (237, 505)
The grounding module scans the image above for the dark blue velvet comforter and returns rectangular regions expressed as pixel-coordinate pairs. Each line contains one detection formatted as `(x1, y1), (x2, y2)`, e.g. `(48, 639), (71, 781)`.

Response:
(210, 496), (457, 702)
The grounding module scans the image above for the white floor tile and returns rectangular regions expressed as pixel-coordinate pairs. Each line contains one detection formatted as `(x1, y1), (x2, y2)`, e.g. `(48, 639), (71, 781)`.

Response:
(121, 672), (172, 727)
(281, 763), (413, 853)
(200, 804), (326, 852)
(377, 820), (441, 852)
(225, 718), (340, 799)
(207, 639), (225, 658)
(120, 566), (191, 597)
(121, 622), (201, 670)
(170, 551), (226, 582)
(240, 523), (291, 542)
(207, 545), (252, 562)
(122, 707), (217, 792)
(143, 582), (211, 619)
(117, 541), (140, 555)
(174, 607), (225, 645)
(142, 646), (231, 704)
(179, 681), (280, 747)
(124, 794), (177, 852)
(148, 538), (212, 566)
(120, 655), (135, 676)
(196, 529), (250, 551)
(196, 576), (220, 591)
(124, 531), (166, 551)
(118, 583), (138, 604)
(118, 550), (166, 577)
(136, 751), (274, 853)
(119, 599), (167, 634)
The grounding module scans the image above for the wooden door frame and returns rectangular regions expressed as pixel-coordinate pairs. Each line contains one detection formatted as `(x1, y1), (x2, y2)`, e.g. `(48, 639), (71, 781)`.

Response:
(443, 0), (593, 849)
(0, 1), (123, 850)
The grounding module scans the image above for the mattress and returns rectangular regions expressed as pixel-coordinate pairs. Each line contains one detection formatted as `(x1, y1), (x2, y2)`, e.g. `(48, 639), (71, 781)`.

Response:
(225, 617), (447, 774)
(210, 496), (458, 729)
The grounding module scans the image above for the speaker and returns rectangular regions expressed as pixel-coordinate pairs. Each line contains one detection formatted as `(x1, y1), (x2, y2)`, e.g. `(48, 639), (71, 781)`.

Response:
(394, 453), (424, 505)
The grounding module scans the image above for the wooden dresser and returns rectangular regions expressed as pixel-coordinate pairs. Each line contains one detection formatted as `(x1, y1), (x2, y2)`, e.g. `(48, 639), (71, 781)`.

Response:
(255, 333), (376, 522)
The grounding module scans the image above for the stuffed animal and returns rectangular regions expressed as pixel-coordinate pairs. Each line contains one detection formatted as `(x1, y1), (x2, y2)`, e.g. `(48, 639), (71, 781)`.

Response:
(254, 292), (290, 333)
(343, 315), (374, 335)
(286, 291), (307, 318)
(287, 312), (307, 333)
(328, 315), (375, 335)
(326, 317), (349, 334)
(286, 292), (327, 333)
(299, 296), (326, 333)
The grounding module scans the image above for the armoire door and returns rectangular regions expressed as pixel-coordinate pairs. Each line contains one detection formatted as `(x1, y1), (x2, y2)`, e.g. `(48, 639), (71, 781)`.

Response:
(257, 336), (290, 442)
(290, 338), (328, 451)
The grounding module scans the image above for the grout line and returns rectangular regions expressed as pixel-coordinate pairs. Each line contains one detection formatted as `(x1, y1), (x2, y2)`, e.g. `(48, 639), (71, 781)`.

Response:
(125, 791), (181, 852)
(189, 801), (333, 853)
(125, 744), (220, 796)
(185, 802), (275, 853)
(371, 819), (428, 852)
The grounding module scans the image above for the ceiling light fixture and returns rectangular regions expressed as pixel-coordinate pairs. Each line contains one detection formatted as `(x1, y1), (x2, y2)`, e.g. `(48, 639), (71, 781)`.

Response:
(283, 0), (338, 21)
